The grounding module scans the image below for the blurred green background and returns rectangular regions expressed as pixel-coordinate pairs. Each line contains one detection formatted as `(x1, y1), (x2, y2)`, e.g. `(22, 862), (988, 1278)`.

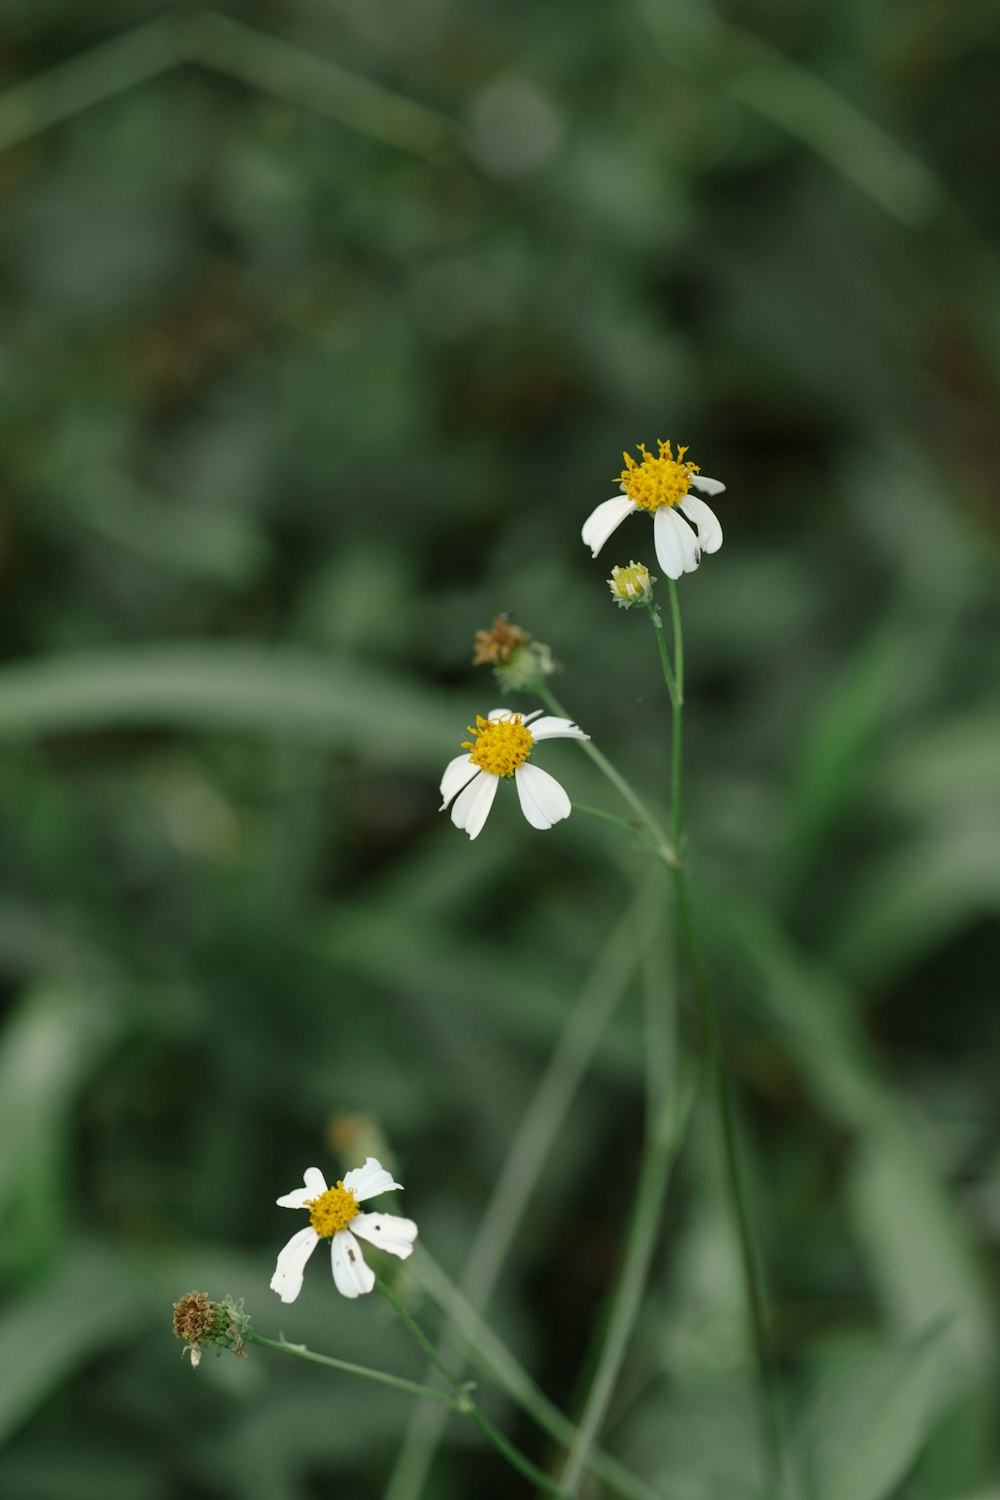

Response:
(0, 2), (998, 1497)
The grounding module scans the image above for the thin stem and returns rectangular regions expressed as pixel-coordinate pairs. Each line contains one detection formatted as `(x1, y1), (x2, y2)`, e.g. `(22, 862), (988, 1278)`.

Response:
(559, 1078), (692, 1494)
(376, 1280), (572, 1499)
(384, 907), (654, 1500)
(244, 1332), (462, 1410)
(376, 1280), (469, 1401)
(571, 803), (653, 845)
(646, 590), (783, 1487)
(415, 1249), (666, 1500)
(536, 683), (676, 864)
(669, 872), (782, 1480)
(468, 1411), (568, 1499)
(646, 607), (679, 710)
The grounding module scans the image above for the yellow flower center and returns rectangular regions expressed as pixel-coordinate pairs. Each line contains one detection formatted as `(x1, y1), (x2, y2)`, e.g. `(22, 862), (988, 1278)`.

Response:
(617, 439), (699, 513)
(462, 713), (534, 777)
(307, 1183), (360, 1237)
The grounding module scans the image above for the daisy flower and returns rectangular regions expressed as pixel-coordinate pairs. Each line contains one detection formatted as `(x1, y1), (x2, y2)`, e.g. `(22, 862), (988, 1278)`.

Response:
(440, 707), (589, 840)
(270, 1157), (418, 1302)
(582, 439), (725, 579)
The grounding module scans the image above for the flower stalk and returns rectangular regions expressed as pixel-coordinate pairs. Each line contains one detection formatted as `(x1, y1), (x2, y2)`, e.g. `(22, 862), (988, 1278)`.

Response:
(647, 586), (784, 1491)
(376, 1279), (573, 1499)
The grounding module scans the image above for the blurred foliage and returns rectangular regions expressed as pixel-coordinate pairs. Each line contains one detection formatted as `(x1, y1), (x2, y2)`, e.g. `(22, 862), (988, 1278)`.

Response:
(0, 1), (998, 1497)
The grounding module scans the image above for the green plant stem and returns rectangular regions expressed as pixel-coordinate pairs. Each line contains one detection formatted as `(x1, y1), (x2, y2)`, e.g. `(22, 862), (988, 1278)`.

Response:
(571, 803), (653, 845)
(536, 684), (676, 864)
(376, 1280), (572, 1500)
(559, 1076), (692, 1495)
(646, 589), (783, 1488)
(647, 606), (679, 710)
(671, 869), (782, 1481)
(415, 1249), (665, 1500)
(384, 904), (645, 1500)
(666, 584), (685, 850)
(243, 1332), (462, 1410)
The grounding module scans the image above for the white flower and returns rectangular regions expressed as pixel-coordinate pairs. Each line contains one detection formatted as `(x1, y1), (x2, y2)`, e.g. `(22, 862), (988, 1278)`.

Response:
(440, 707), (589, 840)
(270, 1157), (418, 1302)
(582, 439), (724, 580)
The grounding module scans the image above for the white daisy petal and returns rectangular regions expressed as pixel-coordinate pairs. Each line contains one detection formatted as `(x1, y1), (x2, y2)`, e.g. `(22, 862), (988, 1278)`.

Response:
(676, 510), (703, 573)
(331, 1228), (376, 1298)
(270, 1226), (320, 1303)
(352, 1211), (419, 1260)
(529, 716), (589, 742)
(688, 473), (726, 496)
(342, 1156), (403, 1202)
(514, 762), (572, 830)
(439, 753), (479, 811)
(653, 505), (691, 579)
(581, 496), (637, 557)
(678, 493), (723, 553)
(451, 769), (499, 840)
(276, 1166), (328, 1208)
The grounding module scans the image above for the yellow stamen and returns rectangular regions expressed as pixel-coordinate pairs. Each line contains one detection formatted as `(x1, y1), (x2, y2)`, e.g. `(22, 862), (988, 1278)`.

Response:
(617, 439), (699, 513)
(462, 713), (534, 777)
(307, 1183), (360, 1237)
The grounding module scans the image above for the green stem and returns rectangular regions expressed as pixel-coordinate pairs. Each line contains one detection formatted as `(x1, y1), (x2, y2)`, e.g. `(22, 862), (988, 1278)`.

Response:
(670, 869), (782, 1479)
(243, 1332), (461, 1410)
(559, 1077), (692, 1495)
(415, 1249), (665, 1500)
(666, 583), (685, 852)
(385, 911), (659, 1500)
(571, 803), (654, 845)
(646, 606), (679, 710)
(376, 1279), (469, 1401)
(376, 1280), (572, 1499)
(536, 684), (676, 864)
(646, 592), (783, 1487)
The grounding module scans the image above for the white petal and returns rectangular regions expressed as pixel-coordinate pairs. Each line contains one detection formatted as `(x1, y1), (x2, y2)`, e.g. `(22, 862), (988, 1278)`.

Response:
(581, 496), (637, 557)
(653, 505), (695, 579)
(352, 1211), (419, 1260)
(270, 1226), (320, 1303)
(450, 770), (499, 840)
(688, 473), (725, 496)
(276, 1166), (328, 1209)
(439, 754), (479, 811)
(529, 716), (589, 742)
(331, 1229), (375, 1298)
(342, 1156), (403, 1202)
(486, 707), (544, 724)
(678, 493), (723, 553)
(514, 762), (572, 830)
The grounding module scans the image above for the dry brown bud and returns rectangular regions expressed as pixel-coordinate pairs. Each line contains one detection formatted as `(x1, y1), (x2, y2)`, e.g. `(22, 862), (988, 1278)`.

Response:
(472, 617), (531, 666)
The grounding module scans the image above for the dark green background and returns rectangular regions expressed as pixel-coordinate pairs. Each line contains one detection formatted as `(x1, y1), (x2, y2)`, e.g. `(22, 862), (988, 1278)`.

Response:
(0, 3), (998, 1497)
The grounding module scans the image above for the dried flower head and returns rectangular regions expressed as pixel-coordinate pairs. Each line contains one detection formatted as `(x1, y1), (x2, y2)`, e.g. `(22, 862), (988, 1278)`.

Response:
(472, 616), (531, 666)
(173, 1291), (214, 1346)
(172, 1292), (250, 1366)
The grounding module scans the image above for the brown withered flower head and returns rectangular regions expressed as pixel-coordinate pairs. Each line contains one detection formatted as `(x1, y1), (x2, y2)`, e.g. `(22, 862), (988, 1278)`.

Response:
(173, 1291), (214, 1347)
(172, 1291), (250, 1367)
(472, 616), (531, 667)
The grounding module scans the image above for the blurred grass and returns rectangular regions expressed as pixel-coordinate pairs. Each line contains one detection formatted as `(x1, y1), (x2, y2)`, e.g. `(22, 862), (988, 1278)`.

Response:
(0, 1), (998, 1498)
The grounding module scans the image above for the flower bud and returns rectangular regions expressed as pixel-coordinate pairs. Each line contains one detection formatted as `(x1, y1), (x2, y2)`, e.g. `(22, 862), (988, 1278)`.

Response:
(607, 561), (655, 609)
